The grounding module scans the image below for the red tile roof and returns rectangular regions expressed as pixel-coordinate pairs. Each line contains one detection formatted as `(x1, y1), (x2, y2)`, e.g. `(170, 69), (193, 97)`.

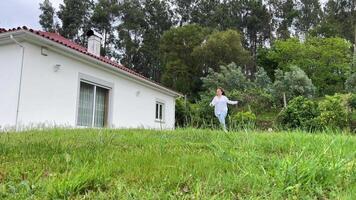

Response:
(0, 26), (179, 95)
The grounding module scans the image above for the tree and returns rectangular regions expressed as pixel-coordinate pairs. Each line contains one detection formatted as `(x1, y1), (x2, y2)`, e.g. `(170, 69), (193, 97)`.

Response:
(39, 0), (55, 32)
(160, 24), (210, 97)
(57, 0), (93, 43)
(191, 0), (231, 30)
(116, 0), (173, 81)
(241, 0), (272, 63)
(267, 37), (352, 95)
(201, 62), (252, 93)
(267, 0), (298, 39)
(91, 0), (119, 57)
(192, 29), (252, 75)
(273, 66), (316, 104)
(310, 0), (355, 44)
(170, 0), (198, 26)
(254, 67), (272, 91)
(295, 0), (322, 36)
(345, 73), (356, 93)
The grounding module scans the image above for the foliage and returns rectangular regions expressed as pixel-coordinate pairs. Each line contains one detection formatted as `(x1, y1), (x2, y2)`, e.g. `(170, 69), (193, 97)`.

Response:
(317, 94), (350, 130)
(266, 37), (352, 95)
(272, 66), (315, 104)
(276, 96), (320, 131)
(347, 93), (356, 110)
(160, 24), (211, 97)
(57, 0), (93, 43)
(201, 62), (253, 93)
(116, 0), (173, 81)
(175, 97), (192, 128)
(39, 0), (56, 32)
(201, 63), (274, 114)
(236, 89), (274, 114)
(90, 0), (119, 57)
(254, 66), (272, 92)
(0, 129), (355, 199)
(192, 29), (252, 73)
(345, 73), (356, 93)
(231, 111), (256, 129)
(310, 0), (356, 44)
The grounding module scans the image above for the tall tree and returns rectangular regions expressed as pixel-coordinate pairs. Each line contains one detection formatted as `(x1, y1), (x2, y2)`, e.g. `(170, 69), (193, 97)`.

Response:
(192, 29), (252, 75)
(116, 0), (173, 81)
(160, 24), (210, 97)
(57, 0), (93, 43)
(170, 0), (198, 26)
(191, 0), (232, 30)
(39, 0), (55, 32)
(242, 0), (272, 64)
(91, 0), (120, 57)
(268, 0), (298, 39)
(295, 0), (322, 36)
(311, 0), (355, 44)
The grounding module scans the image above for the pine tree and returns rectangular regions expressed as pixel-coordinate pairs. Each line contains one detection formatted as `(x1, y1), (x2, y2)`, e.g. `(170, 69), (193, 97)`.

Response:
(57, 0), (93, 43)
(91, 0), (120, 57)
(39, 0), (55, 32)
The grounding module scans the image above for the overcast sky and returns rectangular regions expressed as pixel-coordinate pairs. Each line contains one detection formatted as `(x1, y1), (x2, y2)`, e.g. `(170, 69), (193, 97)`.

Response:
(0, 0), (328, 30)
(0, 0), (63, 29)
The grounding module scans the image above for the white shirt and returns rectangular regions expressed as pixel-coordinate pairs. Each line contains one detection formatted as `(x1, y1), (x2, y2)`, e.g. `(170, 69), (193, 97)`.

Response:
(209, 95), (238, 115)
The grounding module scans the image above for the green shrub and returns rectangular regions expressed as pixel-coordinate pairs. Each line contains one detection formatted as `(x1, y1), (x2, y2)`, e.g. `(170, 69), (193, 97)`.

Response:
(345, 73), (356, 93)
(272, 66), (316, 106)
(231, 89), (274, 114)
(175, 97), (191, 127)
(276, 96), (320, 131)
(347, 93), (356, 110)
(316, 94), (350, 129)
(231, 111), (256, 129)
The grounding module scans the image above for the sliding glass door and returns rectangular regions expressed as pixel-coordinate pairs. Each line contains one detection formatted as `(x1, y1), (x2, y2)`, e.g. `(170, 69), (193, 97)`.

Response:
(77, 81), (109, 127)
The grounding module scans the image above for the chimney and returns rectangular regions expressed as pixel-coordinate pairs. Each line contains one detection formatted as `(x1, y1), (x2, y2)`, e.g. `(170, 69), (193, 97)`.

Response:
(86, 30), (102, 57)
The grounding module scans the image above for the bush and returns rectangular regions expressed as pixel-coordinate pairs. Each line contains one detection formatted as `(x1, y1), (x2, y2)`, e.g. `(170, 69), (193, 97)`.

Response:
(201, 62), (253, 92)
(231, 89), (274, 114)
(316, 94), (350, 129)
(345, 73), (356, 93)
(175, 97), (191, 127)
(231, 111), (256, 129)
(273, 66), (316, 106)
(348, 93), (356, 110)
(276, 96), (320, 131)
(254, 67), (272, 92)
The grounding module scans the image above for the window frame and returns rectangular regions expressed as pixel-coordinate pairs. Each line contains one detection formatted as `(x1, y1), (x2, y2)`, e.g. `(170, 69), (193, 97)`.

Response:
(75, 73), (114, 128)
(155, 100), (165, 123)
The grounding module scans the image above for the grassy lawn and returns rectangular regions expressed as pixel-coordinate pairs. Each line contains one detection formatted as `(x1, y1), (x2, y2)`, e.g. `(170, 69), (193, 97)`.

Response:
(0, 129), (355, 199)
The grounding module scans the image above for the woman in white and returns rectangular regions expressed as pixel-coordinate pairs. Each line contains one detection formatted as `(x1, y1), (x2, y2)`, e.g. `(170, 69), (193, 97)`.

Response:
(209, 87), (238, 131)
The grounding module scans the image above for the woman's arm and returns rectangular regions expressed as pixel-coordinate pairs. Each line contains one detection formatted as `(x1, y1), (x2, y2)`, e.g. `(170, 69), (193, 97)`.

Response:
(209, 96), (217, 106)
(226, 97), (238, 105)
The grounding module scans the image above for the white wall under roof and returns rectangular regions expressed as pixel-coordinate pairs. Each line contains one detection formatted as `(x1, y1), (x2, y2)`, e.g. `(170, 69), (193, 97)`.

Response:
(0, 43), (22, 129)
(0, 41), (176, 130)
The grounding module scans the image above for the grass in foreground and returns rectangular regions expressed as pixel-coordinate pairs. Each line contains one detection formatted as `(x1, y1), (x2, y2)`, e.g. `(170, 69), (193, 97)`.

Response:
(0, 129), (355, 199)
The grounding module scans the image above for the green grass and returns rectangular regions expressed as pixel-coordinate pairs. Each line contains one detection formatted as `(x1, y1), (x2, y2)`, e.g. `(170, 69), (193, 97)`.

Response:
(0, 129), (355, 199)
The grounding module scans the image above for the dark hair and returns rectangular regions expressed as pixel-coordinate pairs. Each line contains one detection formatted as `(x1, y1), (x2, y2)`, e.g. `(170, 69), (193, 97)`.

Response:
(217, 87), (225, 95)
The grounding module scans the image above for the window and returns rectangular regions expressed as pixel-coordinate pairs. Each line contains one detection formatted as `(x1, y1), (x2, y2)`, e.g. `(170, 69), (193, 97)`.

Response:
(155, 101), (165, 121)
(77, 81), (109, 127)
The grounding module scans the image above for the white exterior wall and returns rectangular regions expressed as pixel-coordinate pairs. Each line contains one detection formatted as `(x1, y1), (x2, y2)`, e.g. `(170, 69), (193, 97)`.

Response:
(0, 43), (22, 128)
(6, 41), (176, 129)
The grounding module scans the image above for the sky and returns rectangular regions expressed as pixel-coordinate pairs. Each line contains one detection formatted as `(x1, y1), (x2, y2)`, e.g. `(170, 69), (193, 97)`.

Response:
(0, 0), (329, 30)
(0, 0), (63, 29)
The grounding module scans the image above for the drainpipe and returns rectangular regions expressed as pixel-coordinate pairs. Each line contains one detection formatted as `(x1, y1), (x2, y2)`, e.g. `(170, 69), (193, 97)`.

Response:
(10, 35), (25, 131)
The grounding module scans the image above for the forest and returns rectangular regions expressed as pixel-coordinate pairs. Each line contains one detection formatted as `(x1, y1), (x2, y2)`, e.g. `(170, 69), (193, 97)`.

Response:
(39, 0), (356, 131)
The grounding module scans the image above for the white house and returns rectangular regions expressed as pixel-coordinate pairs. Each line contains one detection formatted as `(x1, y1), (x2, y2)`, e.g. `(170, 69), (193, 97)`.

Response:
(0, 27), (181, 130)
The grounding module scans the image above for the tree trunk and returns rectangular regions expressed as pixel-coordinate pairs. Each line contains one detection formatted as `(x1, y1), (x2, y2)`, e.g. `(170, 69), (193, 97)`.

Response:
(283, 92), (287, 108)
